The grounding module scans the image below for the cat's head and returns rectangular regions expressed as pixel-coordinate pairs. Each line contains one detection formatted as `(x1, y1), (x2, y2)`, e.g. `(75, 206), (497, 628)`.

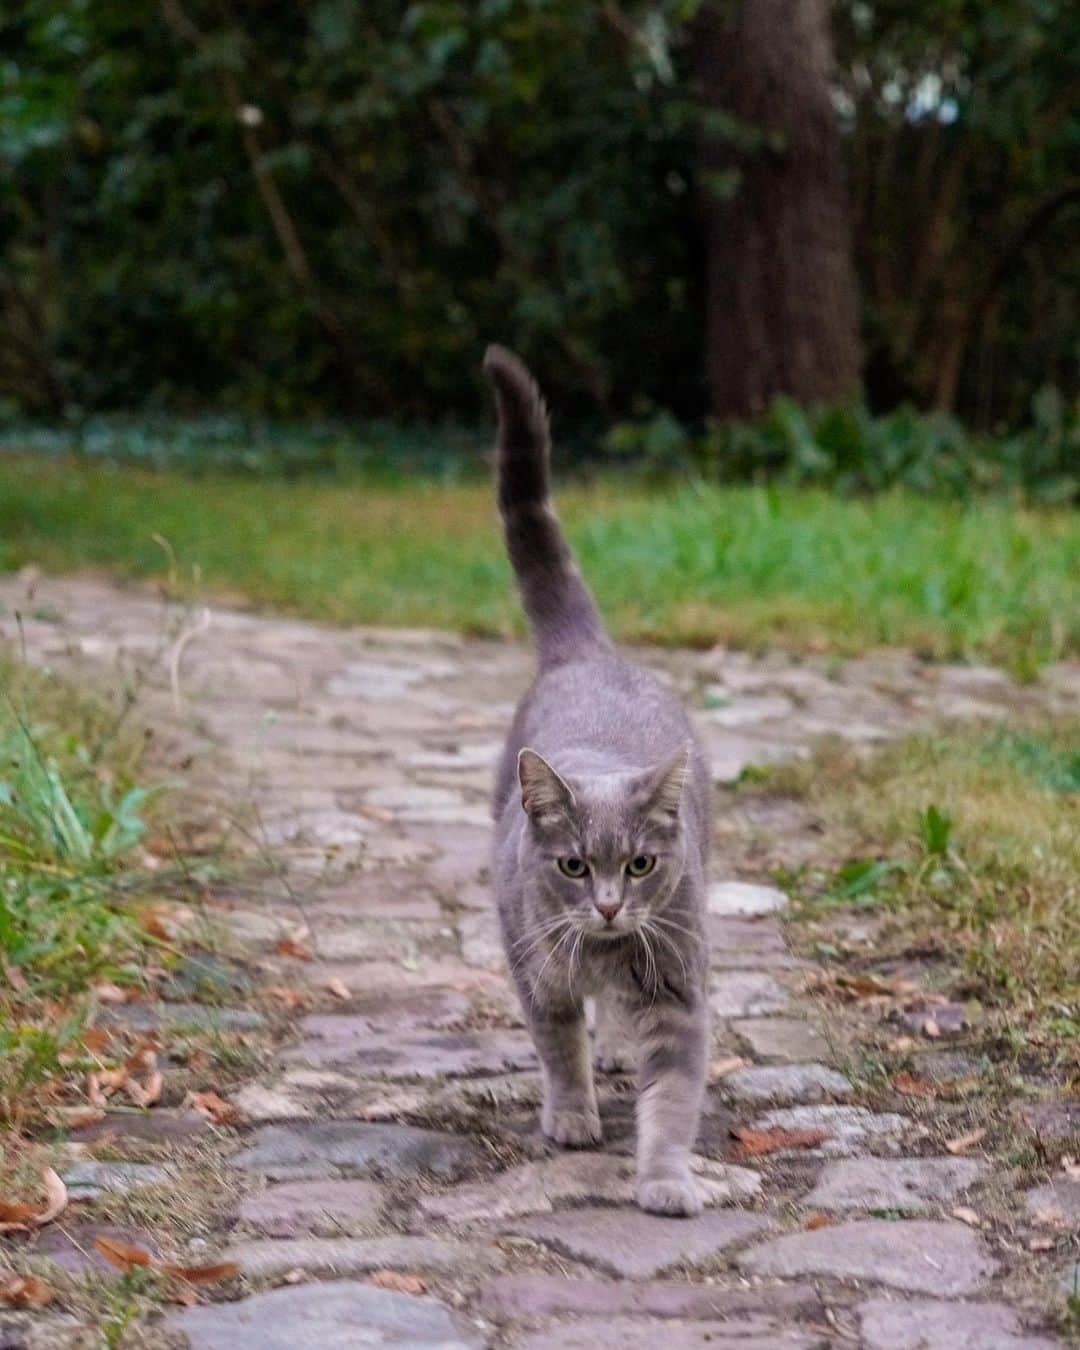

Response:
(516, 744), (691, 937)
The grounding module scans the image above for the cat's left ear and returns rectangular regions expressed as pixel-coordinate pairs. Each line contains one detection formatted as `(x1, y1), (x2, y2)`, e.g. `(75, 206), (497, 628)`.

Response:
(640, 742), (692, 824)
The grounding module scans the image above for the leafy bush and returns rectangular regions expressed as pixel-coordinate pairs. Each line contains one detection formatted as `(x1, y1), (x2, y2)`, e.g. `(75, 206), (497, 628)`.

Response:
(607, 388), (1078, 501)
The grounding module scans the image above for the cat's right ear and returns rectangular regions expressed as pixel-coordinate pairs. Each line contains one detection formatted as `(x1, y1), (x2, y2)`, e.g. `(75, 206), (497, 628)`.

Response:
(518, 748), (575, 828)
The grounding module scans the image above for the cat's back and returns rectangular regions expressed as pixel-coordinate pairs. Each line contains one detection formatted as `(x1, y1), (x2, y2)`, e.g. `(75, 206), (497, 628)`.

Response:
(494, 650), (706, 822)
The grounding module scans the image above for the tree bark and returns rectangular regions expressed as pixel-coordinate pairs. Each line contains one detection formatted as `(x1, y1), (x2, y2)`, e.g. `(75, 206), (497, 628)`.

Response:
(694, 0), (862, 418)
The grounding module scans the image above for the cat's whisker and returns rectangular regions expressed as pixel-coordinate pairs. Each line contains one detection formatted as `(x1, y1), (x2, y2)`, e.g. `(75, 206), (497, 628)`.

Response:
(644, 919), (689, 987)
(649, 913), (707, 947)
(531, 921), (577, 996)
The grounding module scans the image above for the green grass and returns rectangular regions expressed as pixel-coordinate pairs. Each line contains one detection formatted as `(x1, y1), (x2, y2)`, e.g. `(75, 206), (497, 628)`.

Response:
(767, 720), (1079, 1058)
(0, 655), (169, 1130)
(2, 455), (1077, 671)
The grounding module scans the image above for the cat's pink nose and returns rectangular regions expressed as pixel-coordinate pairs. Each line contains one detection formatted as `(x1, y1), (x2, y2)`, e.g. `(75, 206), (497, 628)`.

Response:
(595, 901), (621, 923)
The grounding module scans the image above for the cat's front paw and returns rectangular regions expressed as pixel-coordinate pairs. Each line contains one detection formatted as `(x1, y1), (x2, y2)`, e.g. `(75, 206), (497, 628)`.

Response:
(636, 1173), (702, 1217)
(542, 1104), (602, 1147)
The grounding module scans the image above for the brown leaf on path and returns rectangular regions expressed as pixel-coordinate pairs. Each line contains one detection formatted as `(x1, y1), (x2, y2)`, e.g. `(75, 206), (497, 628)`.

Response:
(0, 1201), (38, 1233)
(892, 1072), (935, 1097)
(0, 1168), (68, 1233)
(82, 1027), (112, 1053)
(275, 935), (313, 961)
(710, 1055), (748, 1080)
(326, 977), (350, 1001)
(944, 1127), (987, 1155)
(185, 1090), (241, 1126)
(37, 1169), (67, 1226)
(94, 1236), (153, 1271)
(804, 1212), (832, 1230)
(88, 1067), (129, 1108)
(368, 1270), (426, 1295)
(0, 1275), (54, 1307)
(268, 985), (306, 1009)
(158, 1260), (240, 1284)
(731, 1126), (830, 1158)
(951, 1206), (982, 1227)
(1029, 1235), (1056, 1251)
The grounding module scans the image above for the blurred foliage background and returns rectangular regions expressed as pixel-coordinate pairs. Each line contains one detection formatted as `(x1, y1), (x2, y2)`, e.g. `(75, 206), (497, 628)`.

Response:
(0, 0), (1076, 480)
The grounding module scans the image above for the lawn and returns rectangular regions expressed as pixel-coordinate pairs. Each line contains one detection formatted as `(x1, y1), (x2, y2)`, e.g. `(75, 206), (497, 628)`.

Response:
(1, 455), (1077, 673)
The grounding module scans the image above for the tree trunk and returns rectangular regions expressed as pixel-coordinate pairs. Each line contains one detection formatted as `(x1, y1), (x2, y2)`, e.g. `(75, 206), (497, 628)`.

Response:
(694, 0), (862, 418)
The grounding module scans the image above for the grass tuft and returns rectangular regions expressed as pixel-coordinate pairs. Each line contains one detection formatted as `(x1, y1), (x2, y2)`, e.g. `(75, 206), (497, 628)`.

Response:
(767, 720), (1079, 1056)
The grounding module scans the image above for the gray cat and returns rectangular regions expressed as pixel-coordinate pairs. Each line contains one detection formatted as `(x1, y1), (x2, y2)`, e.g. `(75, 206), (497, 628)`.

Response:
(484, 345), (712, 1217)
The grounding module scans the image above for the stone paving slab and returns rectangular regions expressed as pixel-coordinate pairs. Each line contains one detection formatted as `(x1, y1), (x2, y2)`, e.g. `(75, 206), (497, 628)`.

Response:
(237, 1179), (387, 1236)
(722, 1063), (852, 1104)
(232, 1122), (483, 1181)
(858, 1296), (1065, 1348)
(226, 1235), (505, 1282)
(286, 1024), (537, 1076)
(738, 1218), (997, 1295)
(803, 1157), (985, 1213)
(167, 1280), (483, 1349)
(731, 1017), (832, 1062)
(510, 1317), (829, 1349)
(475, 1274), (824, 1323)
(504, 1207), (770, 1279)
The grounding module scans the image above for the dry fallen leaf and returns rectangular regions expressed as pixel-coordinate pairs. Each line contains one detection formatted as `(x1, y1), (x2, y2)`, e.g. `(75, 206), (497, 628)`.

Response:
(945, 1127), (987, 1155)
(0, 1168), (68, 1233)
(731, 1126), (830, 1159)
(368, 1270), (426, 1295)
(0, 1201), (39, 1233)
(158, 1260), (240, 1284)
(268, 986), (306, 1009)
(88, 1067), (129, 1108)
(887, 1035), (916, 1053)
(275, 935), (313, 961)
(892, 1072), (935, 1098)
(1029, 1235), (1056, 1251)
(83, 1027), (112, 1054)
(709, 1055), (748, 1080)
(0, 1275), (54, 1308)
(94, 1236), (154, 1272)
(951, 1206), (982, 1228)
(185, 1090), (241, 1126)
(805, 1211), (832, 1230)
(326, 978), (351, 1001)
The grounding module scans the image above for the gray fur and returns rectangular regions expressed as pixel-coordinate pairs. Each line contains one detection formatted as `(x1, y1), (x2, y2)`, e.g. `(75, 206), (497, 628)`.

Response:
(484, 345), (711, 1216)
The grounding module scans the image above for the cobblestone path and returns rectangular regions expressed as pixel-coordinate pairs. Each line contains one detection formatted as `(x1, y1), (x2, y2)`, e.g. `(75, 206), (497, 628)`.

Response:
(2, 575), (1076, 1349)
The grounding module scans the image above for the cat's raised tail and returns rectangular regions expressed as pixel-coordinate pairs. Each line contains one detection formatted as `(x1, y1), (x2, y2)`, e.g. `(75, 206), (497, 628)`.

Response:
(483, 344), (611, 669)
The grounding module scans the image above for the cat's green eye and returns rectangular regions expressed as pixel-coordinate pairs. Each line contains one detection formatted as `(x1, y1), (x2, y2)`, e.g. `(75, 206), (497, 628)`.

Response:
(626, 854), (656, 878)
(557, 856), (589, 879)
